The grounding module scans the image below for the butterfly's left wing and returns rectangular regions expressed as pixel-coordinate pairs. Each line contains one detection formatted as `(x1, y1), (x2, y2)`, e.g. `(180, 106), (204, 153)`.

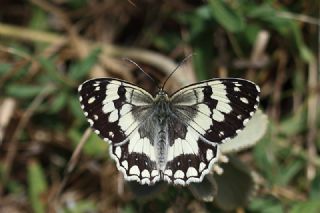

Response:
(78, 78), (154, 145)
(78, 78), (160, 184)
(170, 78), (260, 144)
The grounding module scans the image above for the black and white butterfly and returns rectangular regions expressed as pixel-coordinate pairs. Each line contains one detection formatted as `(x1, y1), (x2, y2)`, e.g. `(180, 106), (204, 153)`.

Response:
(78, 76), (260, 185)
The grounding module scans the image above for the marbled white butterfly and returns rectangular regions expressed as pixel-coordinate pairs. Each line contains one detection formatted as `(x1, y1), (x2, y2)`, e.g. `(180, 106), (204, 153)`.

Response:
(78, 74), (260, 185)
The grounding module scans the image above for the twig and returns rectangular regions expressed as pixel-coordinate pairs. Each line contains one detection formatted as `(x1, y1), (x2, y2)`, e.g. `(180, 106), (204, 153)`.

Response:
(270, 50), (287, 122)
(306, 58), (318, 182)
(277, 11), (320, 26)
(246, 30), (270, 80)
(0, 45), (32, 60)
(51, 128), (92, 204)
(0, 22), (64, 43)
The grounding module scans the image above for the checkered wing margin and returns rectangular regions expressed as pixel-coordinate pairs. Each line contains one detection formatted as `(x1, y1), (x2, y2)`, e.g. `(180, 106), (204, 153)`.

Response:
(170, 78), (260, 144)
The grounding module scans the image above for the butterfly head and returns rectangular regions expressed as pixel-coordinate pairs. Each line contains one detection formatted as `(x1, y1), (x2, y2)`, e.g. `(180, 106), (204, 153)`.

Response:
(155, 89), (169, 101)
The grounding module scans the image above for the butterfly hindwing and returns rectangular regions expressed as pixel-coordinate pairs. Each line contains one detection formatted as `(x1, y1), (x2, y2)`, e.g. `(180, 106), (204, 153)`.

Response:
(163, 116), (219, 185)
(170, 78), (260, 144)
(109, 131), (159, 185)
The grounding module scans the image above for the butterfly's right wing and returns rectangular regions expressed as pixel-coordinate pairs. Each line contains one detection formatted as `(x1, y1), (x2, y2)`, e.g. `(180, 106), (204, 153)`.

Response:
(162, 78), (259, 185)
(78, 78), (160, 184)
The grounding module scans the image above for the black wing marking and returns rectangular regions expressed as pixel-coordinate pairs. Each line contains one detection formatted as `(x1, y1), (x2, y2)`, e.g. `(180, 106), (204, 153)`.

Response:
(170, 78), (260, 144)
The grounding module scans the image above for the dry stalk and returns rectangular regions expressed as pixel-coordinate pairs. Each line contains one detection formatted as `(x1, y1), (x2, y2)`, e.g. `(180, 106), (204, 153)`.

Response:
(0, 98), (16, 145)
(0, 22), (184, 85)
(49, 128), (92, 208)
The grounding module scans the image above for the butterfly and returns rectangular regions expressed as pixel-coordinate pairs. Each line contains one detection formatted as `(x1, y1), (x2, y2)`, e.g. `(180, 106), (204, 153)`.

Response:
(78, 76), (260, 185)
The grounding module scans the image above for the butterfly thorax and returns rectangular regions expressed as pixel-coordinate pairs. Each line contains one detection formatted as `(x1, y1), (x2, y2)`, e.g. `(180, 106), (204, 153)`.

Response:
(153, 90), (171, 174)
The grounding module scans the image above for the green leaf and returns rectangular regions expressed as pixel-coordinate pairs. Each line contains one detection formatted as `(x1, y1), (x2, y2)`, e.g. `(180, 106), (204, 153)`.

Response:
(279, 106), (307, 136)
(152, 33), (180, 53)
(289, 22), (314, 63)
(192, 46), (212, 80)
(253, 128), (278, 183)
(29, 6), (48, 31)
(63, 199), (97, 213)
(290, 200), (320, 213)
(68, 128), (108, 158)
(209, 0), (245, 32)
(29, 6), (49, 50)
(246, 4), (290, 34)
(38, 57), (75, 87)
(122, 205), (136, 213)
(28, 161), (48, 213)
(6, 84), (46, 98)
(214, 156), (254, 211)
(191, 30), (215, 80)
(246, 4), (314, 63)
(68, 96), (86, 119)
(310, 174), (320, 199)
(0, 63), (12, 75)
(49, 92), (68, 113)
(6, 179), (25, 195)
(250, 197), (284, 213)
(68, 48), (101, 80)
(247, 4), (277, 20)
(275, 160), (304, 186)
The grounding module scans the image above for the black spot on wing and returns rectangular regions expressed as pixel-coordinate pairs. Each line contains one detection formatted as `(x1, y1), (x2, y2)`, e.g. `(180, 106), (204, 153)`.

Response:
(202, 86), (218, 110)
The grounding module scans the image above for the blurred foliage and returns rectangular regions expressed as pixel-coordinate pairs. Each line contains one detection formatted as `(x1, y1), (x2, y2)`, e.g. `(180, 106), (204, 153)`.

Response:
(0, 0), (319, 212)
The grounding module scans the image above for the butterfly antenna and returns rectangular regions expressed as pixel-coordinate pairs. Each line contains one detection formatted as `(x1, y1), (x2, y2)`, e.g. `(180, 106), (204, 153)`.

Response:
(123, 58), (160, 90)
(161, 53), (194, 90)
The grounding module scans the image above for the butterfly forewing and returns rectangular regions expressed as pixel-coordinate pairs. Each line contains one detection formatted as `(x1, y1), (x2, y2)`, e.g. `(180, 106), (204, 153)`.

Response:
(170, 78), (260, 144)
(78, 78), (154, 144)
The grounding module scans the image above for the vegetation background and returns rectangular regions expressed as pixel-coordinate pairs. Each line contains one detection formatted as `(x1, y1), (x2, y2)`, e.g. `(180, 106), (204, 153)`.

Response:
(0, 0), (319, 212)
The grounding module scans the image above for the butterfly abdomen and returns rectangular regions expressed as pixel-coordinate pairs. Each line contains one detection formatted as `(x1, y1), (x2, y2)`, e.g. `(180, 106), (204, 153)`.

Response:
(153, 94), (172, 173)
(155, 125), (168, 171)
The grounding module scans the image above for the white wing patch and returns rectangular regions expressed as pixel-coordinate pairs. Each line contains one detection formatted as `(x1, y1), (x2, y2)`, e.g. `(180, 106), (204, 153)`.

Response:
(128, 131), (156, 161)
